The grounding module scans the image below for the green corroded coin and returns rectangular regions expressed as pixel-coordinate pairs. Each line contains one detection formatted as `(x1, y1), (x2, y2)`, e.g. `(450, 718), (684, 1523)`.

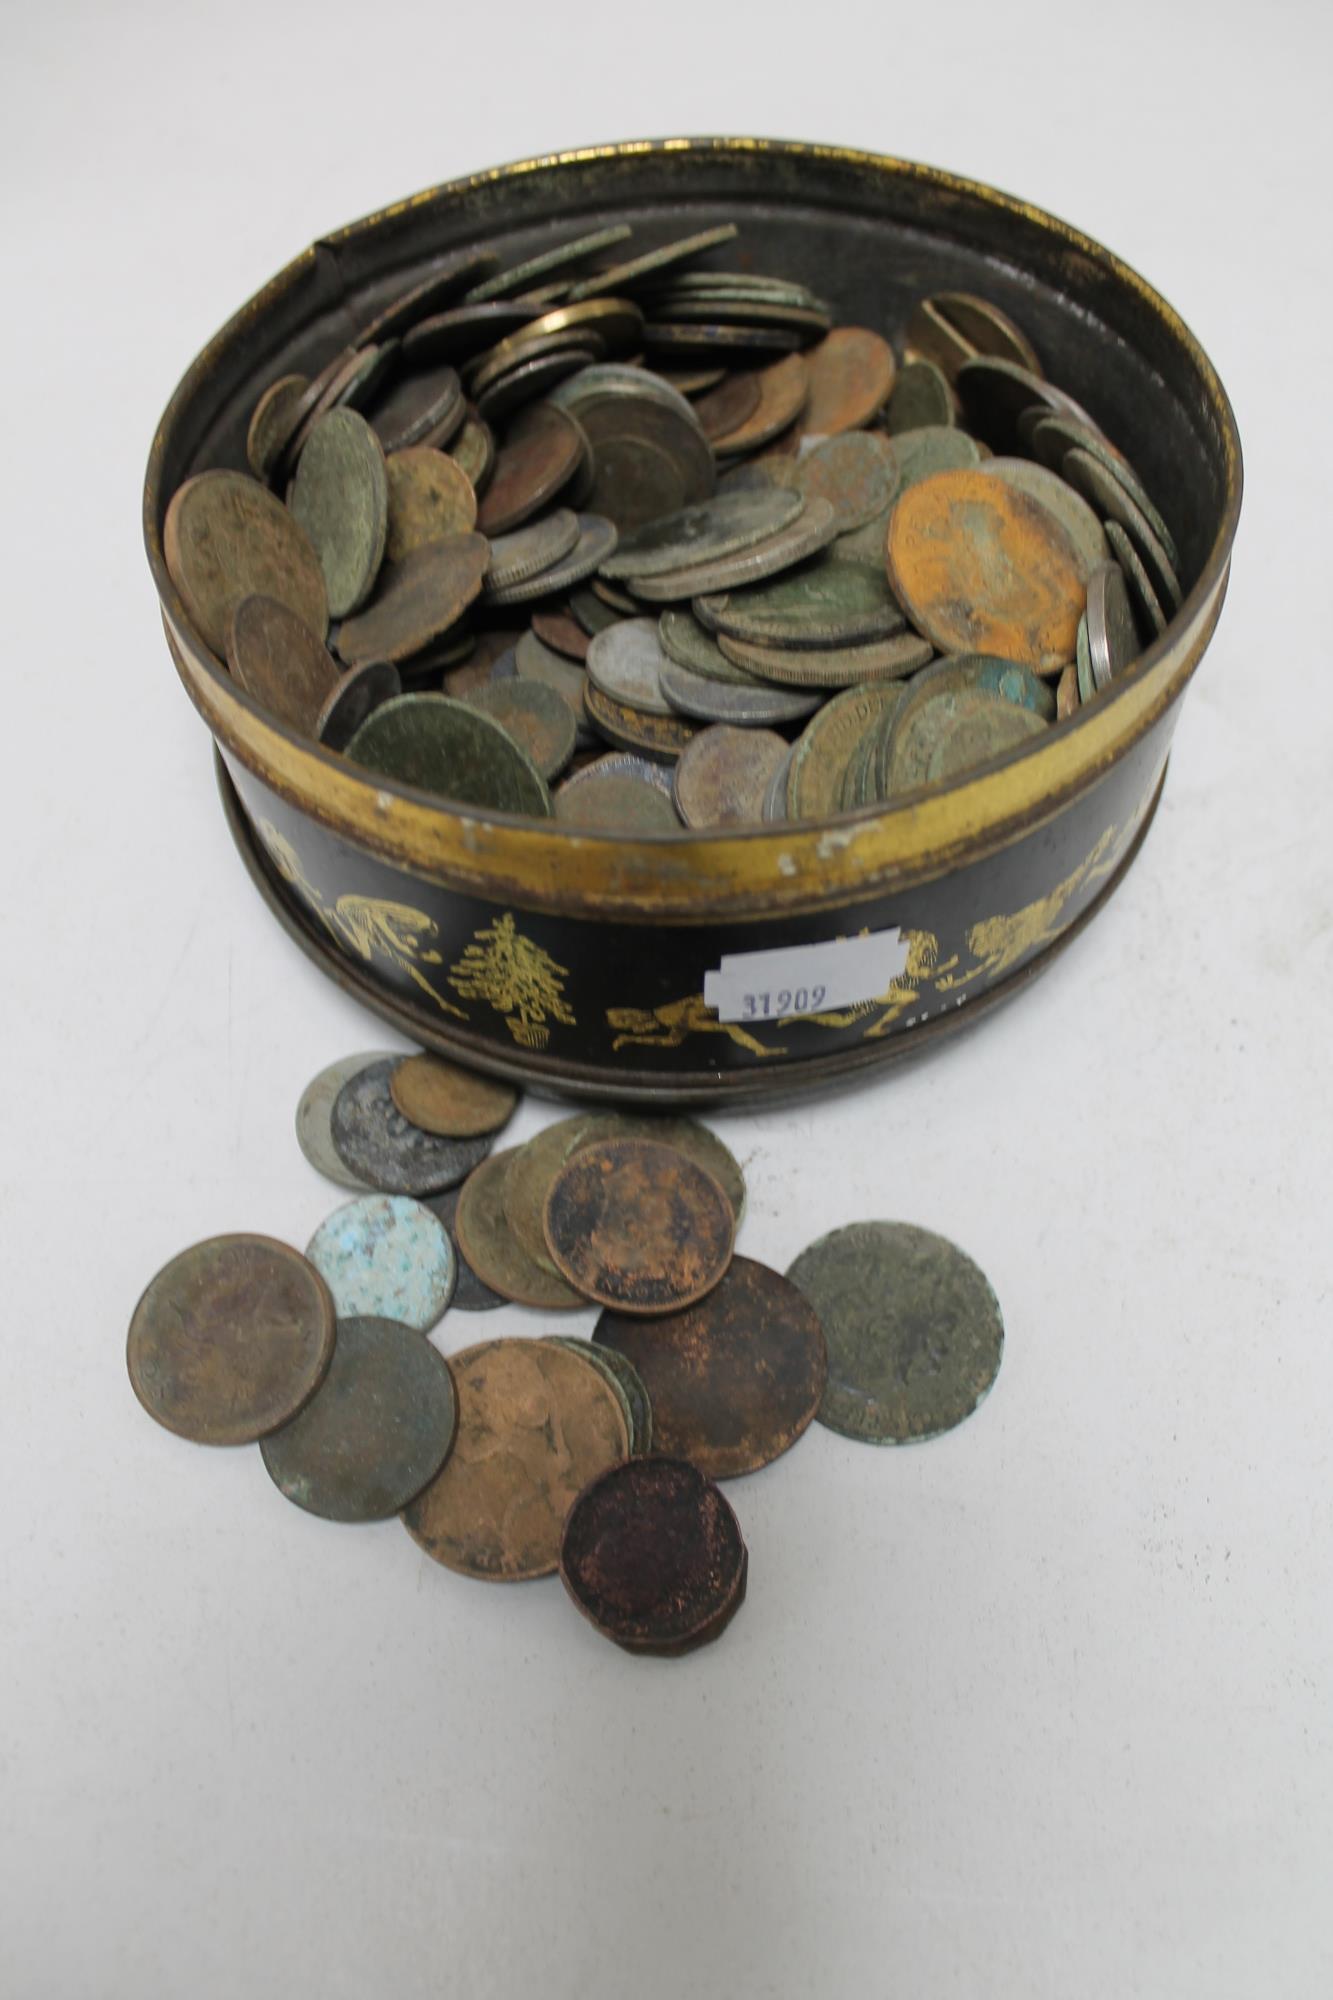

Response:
(625, 497), (837, 603)
(700, 556), (903, 649)
(787, 681), (908, 820)
(840, 725), (881, 809)
(566, 223), (740, 302)
(460, 678), (577, 780)
(899, 653), (1057, 722)
(260, 1315), (458, 1522)
(465, 224), (633, 302)
(344, 693), (552, 815)
(830, 505), (893, 565)
(764, 431), (897, 533)
(289, 408), (389, 617)
(1076, 613), (1096, 704)
(659, 652), (819, 727)
(978, 457), (1112, 578)
(548, 1337), (639, 1450)
(600, 488), (802, 579)
(716, 627), (931, 689)
(657, 607), (769, 686)
(1030, 415), (1180, 570)
(880, 675), (1048, 797)
(890, 424), (981, 488)
(787, 1221), (1004, 1444)
(554, 754), (681, 832)
(1062, 450), (1183, 611)
(882, 358), (954, 434)
(569, 585), (622, 636)
(1086, 561), (1140, 689)
(1104, 520), (1168, 638)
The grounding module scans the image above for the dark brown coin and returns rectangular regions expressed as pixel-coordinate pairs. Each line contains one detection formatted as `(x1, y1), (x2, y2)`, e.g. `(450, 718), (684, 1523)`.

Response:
(798, 328), (896, 435)
(573, 391), (715, 532)
(583, 681), (697, 761)
(1055, 661), (1080, 720)
(559, 1456), (747, 1654)
(330, 1058), (494, 1195)
(357, 250), (502, 344)
(641, 323), (802, 363)
(543, 1137), (735, 1314)
(787, 1221), (1004, 1444)
(1104, 519), (1168, 637)
(400, 301), (538, 366)
(402, 1337), (629, 1580)
(448, 410), (495, 495)
(673, 725), (789, 827)
(693, 370), (762, 441)
(454, 1150), (586, 1309)
(336, 534), (489, 666)
(315, 658), (402, 750)
(531, 609), (589, 661)
(710, 352), (809, 454)
(164, 469), (328, 654)
(289, 408), (389, 618)
(259, 1316), (457, 1522)
(882, 357), (954, 433)
(906, 292), (1041, 380)
(389, 1054), (517, 1139)
(461, 678), (577, 780)
(419, 1184), (507, 1311)
(280, 346), (386, 477)
(226, 594), (341, 734)
(476, 404), (584, 535)
(385, 447), (478, 560)
(247, 373), (309, 482)
(594, 1256), (825, 1478)
(955, 357), (1100, 456)
(475, 347), (598, 424)
(365, 362), (463, 453)
(127, 1234), (336, 1446)
(1062, 449), (1183, 611)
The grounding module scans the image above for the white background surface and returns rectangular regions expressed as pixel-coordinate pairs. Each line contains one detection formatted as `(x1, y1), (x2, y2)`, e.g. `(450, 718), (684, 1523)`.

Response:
(4, 3), (1330, 1994)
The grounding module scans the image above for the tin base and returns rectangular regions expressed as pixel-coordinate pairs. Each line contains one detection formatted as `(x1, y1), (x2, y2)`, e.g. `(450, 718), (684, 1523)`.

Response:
(217, 752), (1165, 1107)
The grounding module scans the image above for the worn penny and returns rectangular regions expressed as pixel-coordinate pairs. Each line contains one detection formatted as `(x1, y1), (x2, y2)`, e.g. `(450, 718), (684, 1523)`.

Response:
(787, 1221), (1004, 1443)
(530, 610), (589, 661)
(418, 1184), (506, 1312)
(461, 678), (577, 780)
(226, 594), (341, 734)
(384, 447), (478, 560)
(798, 327), (896, 436)
(388, 1053), (517, 1140)
(260, 1316), (458, 1522)
(127, 1234), (335, 1446)
(246, 372), (310, 482)
(366, 361), (463, 453)
(710, 352), (809, 454)
(978, 456), (1111, 576)
(593, 1256), (825, 1479)
(542, 1137), (735, 1314)
(560, 1456), (747, 1654)
(315, 657), (402, 750)
(554, 755), (681, 832)
(336, 534), (489, 666)
(882, 358), (954, 434)
(402, 1338), (629, 1580)
(673, 725), (789, 828)
(454, 1150), (586, 1310)
(692, 370), (762, 441)
(475, 404), (584, 535)
(165, 469), (328, 654)
(770, 431), (897, 532)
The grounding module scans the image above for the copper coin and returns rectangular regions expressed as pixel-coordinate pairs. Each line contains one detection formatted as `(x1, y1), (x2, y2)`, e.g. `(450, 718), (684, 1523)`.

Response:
(583, 681), (697, 761)
(692, 370), (762, 441)
(515, 627), (590, 716)
(336, 534), (490, 666)
(1055, 661), (1080, 720)
(798, 328), (896, 436)
(164, 469), (328, 654)
(766, 430), (897, 533)
(384, 447), (478, 560)
(389, 1053), (517, 1139)
(559, 1457), (747, 1654)
(315, 658), (402, 750)
(419, 1184), (507, 1312)
(673, 725), (789, 828)
(454, 1150), (586, 1310)
(365, 362), (463, 454)
(448, 410), (495, 496)
(246, 372), (309, 482)
(594, 1256), (825, 1478)
(127, 1234), (335, 1446)
(226, 594), (341, 734)
(402, 1338), (629, 1580)
(400, 301), (537, 367)
(575, 392), (716, 534)
(710, 352), (809, 454)
(1104, 519), (1168, 638)
(260, 1316), (458, 1523)
(978, 456), (1111, 577)
(885, 468), (1084, 670)
(475, 348), (598, 425)
(465, 324), (606, 396)
(475, 404), (583, 535)
(1062, 449), (1182, 611)
(280, 346), (387, 478)
(461, 678), (577, 780)
(542, 1137), (735, 1314)
(531, 609), (589, 660)
(465, 224), (633, 303)
(955, 357), (1100, 456)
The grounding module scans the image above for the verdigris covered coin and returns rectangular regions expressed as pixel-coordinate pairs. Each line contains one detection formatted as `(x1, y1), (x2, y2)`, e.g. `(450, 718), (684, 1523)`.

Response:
(330, 1059), (494, 1197)
(343, 694), (552, 815)
(700, 556), (902, 648)
(305, 1193), (456, 1331)
(260, 1316), (458, 1522)
(787, 1221), (1004, 1443)
(127, 1235), (335, 1446)
(289, 407), (389, 617)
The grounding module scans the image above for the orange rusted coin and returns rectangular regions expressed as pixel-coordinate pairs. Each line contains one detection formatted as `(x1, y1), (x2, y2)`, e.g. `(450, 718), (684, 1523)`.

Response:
(885, 468), (1085, 671)
(401, 1337), (629, 1580)
(593, 1256), (827, 1479)
(389, 1053), (517, 1139)
(475, 404), (583, 535)
(542, 1137), (735, 1314)
(798, 328), (896, 437)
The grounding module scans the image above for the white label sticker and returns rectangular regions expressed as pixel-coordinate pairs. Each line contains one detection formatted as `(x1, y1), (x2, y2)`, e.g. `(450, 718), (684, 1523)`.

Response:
(703, 930), (910, 1024)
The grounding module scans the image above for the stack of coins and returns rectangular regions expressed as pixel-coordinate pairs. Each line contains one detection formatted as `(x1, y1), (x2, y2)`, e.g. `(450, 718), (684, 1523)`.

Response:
(164, 222), (1180, 830)
(128, 1044), (1006, 1655)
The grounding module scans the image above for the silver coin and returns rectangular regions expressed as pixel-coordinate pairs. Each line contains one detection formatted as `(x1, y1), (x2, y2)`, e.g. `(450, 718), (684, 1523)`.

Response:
(1104, 520), (1168, 638)
(1086, 561), (1141, 689)
(484, 514), (619, 607)
(656, 608), (763, 686)
(626, 496), (838, 602)
(296, 1051), (401, 1190)
(600, 489), (803, 580)
(659, 652), (820, 726)
(763, 744), (794, 822)
(586, 616), (674, 715)
(549, 362), (702, 431)
(483, 508), (580, 592)
(1062, 450), (1183, 611)
(330, 1059), (494, 1196)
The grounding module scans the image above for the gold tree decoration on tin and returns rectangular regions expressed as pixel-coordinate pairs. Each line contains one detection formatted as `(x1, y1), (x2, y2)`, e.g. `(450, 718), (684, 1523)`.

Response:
(447, 913), (575, 1049)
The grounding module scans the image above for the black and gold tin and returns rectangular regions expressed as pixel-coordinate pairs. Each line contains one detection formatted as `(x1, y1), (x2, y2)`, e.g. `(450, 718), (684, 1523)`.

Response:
(144, 140), (1242, 1105)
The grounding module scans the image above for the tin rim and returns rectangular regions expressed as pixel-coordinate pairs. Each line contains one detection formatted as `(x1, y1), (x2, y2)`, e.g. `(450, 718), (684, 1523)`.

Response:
(145, 138), (1242, 919)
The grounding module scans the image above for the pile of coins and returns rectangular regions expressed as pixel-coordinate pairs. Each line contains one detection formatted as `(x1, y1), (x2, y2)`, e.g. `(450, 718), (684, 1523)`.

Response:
(163, 220), (1182, 831)
(128, 1047), (1005, 1654)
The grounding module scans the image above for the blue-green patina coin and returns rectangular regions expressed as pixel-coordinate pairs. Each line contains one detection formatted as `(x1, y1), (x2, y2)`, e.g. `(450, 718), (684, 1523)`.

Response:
(787, 1221), (1003, 1444)
(260, 1315), (458, 1521)
(306, 1194), (456, 1332)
